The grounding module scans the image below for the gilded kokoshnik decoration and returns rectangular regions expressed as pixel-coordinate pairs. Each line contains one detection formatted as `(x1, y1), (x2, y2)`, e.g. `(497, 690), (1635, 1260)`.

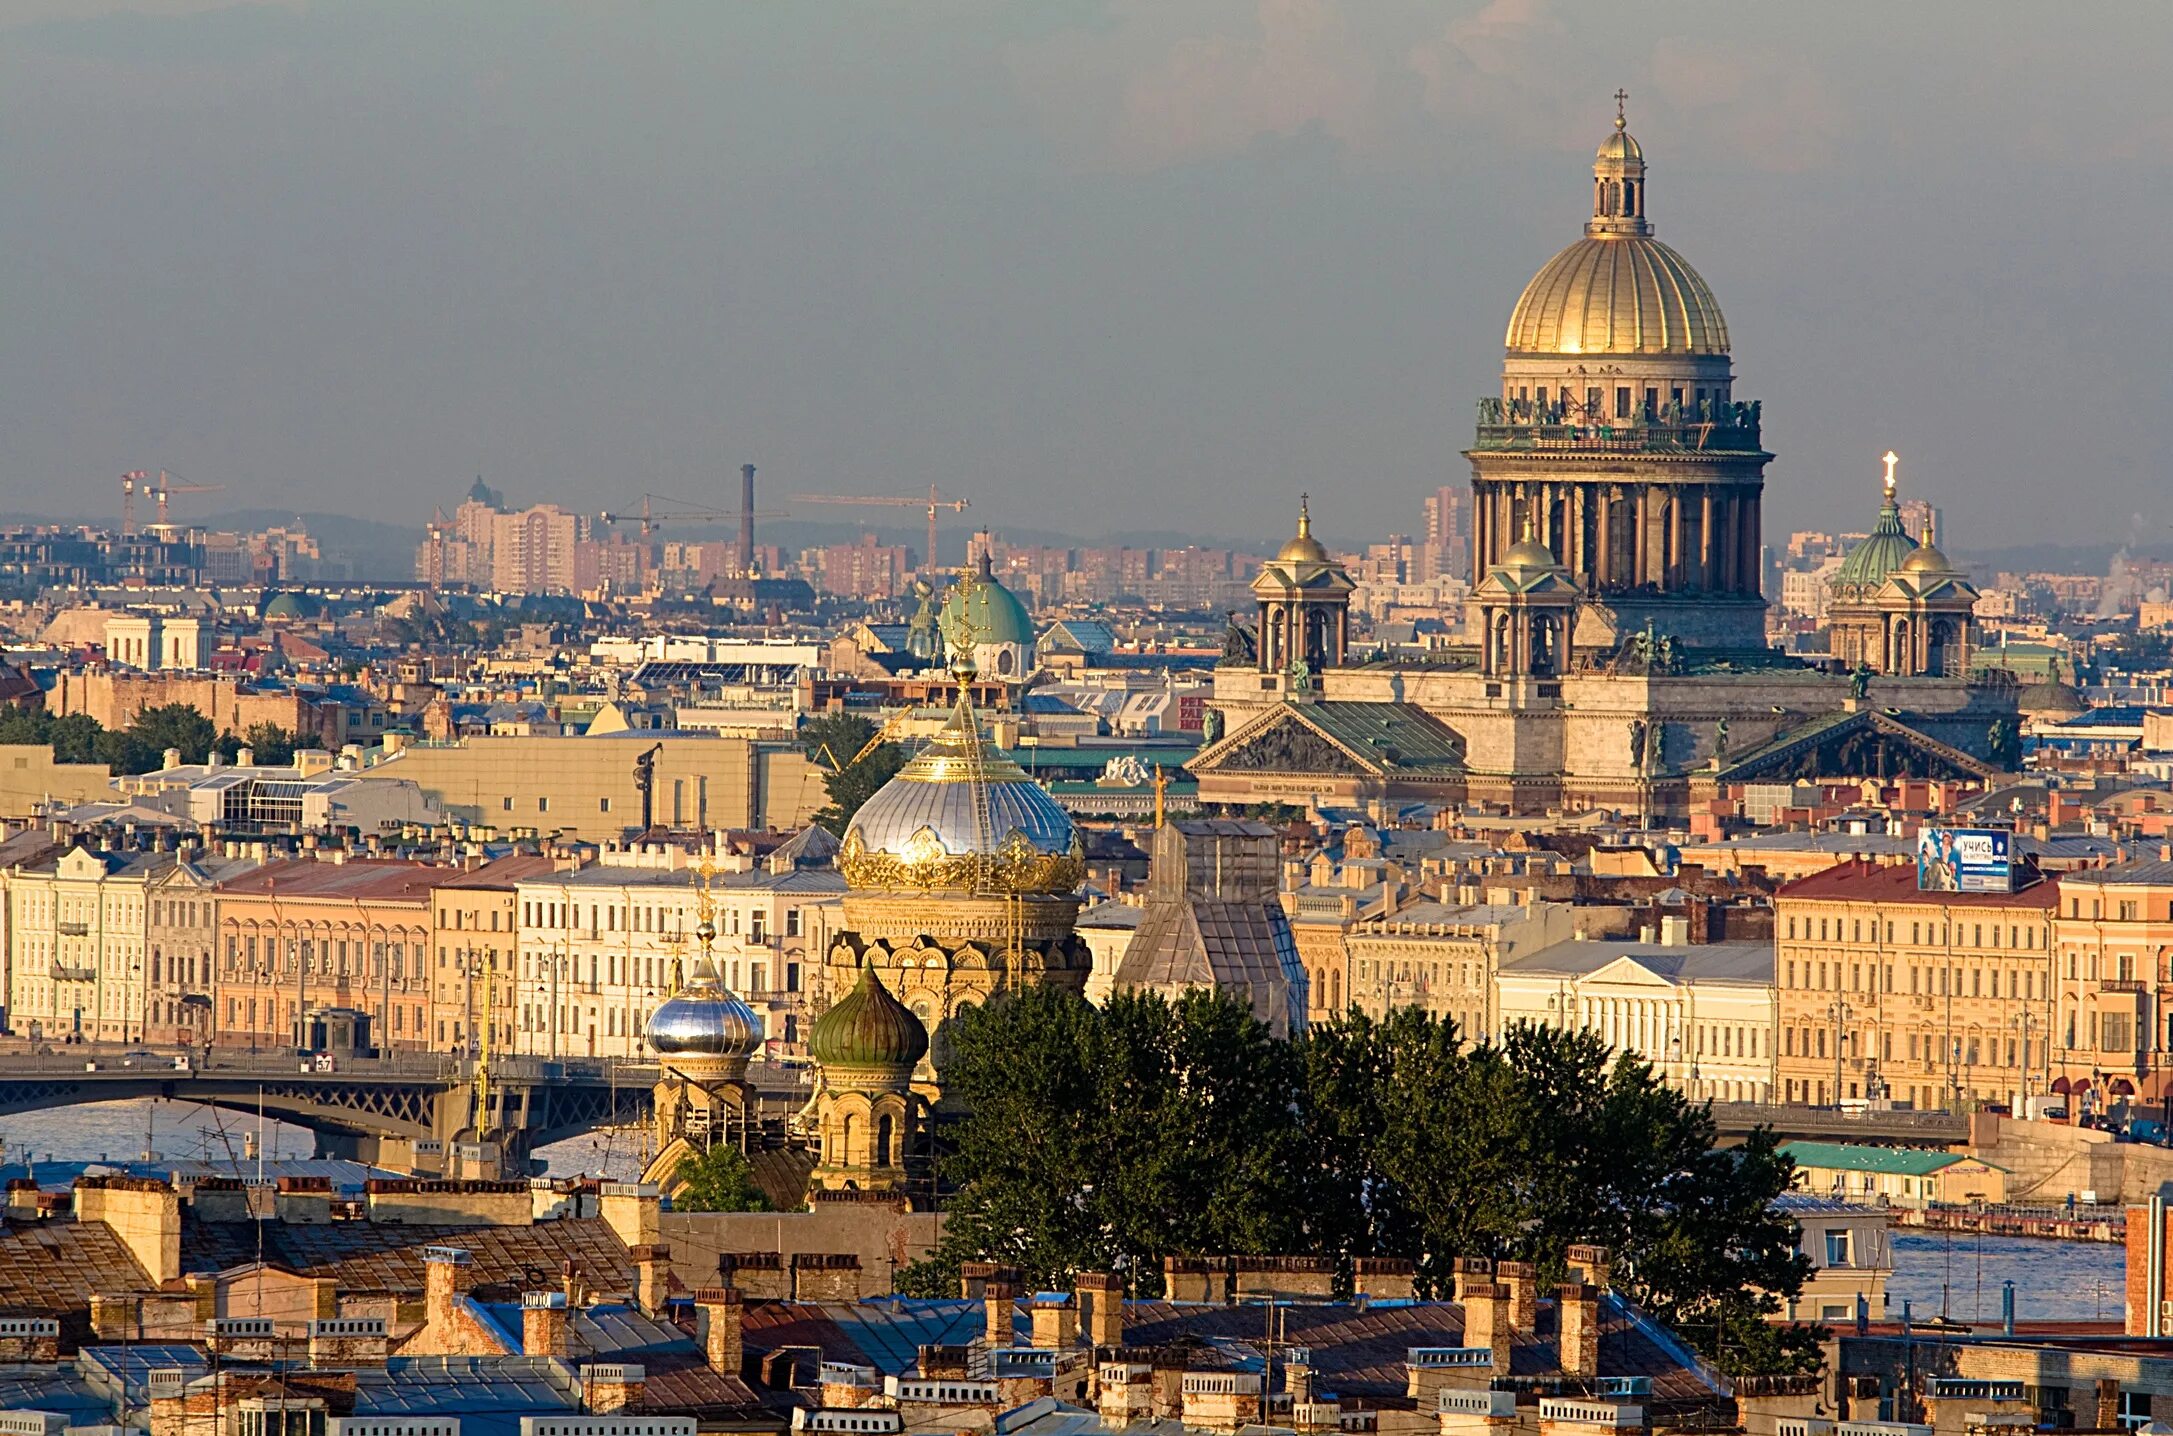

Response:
(838, 825), (1087, 896)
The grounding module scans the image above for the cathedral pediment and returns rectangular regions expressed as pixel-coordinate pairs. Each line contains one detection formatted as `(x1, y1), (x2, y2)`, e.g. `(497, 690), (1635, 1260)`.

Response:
(1192, 701), (1466, 780)
(1713, 708), (1998, 785)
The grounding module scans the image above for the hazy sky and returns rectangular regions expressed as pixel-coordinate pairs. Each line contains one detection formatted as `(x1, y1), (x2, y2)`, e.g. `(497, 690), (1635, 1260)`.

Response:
(5, 0), (2169, 552)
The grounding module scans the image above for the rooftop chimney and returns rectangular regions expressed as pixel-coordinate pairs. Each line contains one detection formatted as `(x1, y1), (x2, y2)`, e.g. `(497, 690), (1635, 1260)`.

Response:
(523, 1291), (570, 1359)
(738, 463), (757, 577)
(694, 1287), (743, 1376)
(983, 1281), (1015, 1348)
(1557, 1284), (1599, 1378)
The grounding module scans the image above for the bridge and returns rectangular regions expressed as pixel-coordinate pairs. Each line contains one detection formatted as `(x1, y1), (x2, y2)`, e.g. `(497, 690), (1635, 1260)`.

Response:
(0, 1048), (679, 1171)
(1709, 1100), (1970, 1147)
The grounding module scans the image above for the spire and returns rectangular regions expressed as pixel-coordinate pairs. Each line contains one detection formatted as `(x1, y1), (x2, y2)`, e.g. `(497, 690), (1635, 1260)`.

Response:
(1296, 493), (1312, 541)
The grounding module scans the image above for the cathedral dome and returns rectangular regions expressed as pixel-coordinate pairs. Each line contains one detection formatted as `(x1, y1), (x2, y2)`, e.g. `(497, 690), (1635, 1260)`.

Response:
(1898, 542), (1954, 575)
(1504, 108), (1729, 356)
(1831, 490), (1918, 597)
(809, 966), (928, 1074)
(940, 556), (1033, 650)
(1275, 496), (1330, 564)
(645, 966), (763, 1060)
(839, 704), (1084, 895)
(1506, 237), (1729, 356)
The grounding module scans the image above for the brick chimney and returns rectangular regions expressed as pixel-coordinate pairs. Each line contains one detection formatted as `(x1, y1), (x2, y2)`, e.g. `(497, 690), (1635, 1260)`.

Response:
(1463, 1281), (1511, 1373)
(1557, 1284), (1598, 1378)
(583, 1363), (646, 1412)
(630, 1243), (671, 1316)
(423, 1246), (473, 1329)
(1494, 1260), (1536, 1329)
(1076, 1272), (1123, 1348)
(984, 1281), (1016, 1347)
(523, 1291), (571, 1359)
(1450, 1256), (1494, 1303)
(1030, 1292), (1079, 1350)
(1162, 1256), (1227, 1304)
(1565, 1244), (1612, 1291)
(1354, 1257), (1417, 1303)
(598, 1182), (661, 1250)
(694, 1287), (743, 1375)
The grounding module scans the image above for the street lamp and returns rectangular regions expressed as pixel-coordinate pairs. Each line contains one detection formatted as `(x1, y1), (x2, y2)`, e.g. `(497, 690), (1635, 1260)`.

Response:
(1829, 999), (1853, 1106)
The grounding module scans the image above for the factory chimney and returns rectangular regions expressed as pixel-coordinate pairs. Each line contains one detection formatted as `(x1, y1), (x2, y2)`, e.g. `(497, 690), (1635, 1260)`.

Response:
(738, 463), (757, 576)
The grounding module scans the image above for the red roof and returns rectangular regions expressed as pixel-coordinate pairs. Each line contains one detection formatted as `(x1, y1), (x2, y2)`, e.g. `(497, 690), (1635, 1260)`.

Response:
(1779, 858), (2058, 909)
(215, 858), (453, 904)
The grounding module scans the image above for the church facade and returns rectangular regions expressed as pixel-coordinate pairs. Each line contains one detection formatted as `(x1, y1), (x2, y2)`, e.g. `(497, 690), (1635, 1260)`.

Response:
(1195, 107), (2018, 818)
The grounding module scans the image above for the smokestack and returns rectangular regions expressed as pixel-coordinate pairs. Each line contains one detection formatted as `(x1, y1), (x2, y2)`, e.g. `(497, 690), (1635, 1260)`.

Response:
(738, 463), (756, 576)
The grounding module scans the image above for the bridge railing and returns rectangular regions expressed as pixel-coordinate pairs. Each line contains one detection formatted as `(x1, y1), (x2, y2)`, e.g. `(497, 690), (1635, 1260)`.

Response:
(1708, 1101), (1971, 1139)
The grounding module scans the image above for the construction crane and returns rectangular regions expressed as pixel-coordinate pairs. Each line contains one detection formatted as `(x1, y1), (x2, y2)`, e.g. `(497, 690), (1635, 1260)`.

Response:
(599, 493), (789, 539)
(120, 472), (150, 536)
(149, 471), (225, 528)
(788, 485), (969, 573)
(811, 706), (919, 773)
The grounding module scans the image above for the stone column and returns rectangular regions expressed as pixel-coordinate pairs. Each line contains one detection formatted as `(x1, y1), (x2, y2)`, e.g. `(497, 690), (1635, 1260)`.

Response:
(1633, 488), (1649, 586)
(1474, 483), (1489, 578)
(1699, 489), (1715, 591)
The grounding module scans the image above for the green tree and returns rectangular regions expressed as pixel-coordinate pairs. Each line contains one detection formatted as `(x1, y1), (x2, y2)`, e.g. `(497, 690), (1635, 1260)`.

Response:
(670, 1142), (771, 1212)
(216, 722), (298, 766)
(901, 992), (1821, 1374)
(799, 713), (907, 835)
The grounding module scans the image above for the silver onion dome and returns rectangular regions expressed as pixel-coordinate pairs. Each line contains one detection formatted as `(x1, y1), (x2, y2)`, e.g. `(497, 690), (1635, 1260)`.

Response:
(645, 961), (762, 1061)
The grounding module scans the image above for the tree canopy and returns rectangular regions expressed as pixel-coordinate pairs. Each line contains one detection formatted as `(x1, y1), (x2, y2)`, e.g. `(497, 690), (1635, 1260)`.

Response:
(670, 1141), (772, 1213)
(0, 702), (223, 775)
(896, 988), (1817, 1375)
(799, 713), (907, 834)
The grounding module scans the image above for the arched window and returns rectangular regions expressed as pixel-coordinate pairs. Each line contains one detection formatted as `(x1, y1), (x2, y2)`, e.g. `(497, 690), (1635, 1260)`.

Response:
(1623, 180), (1635, 214)
(877, 1113), (895, 1169)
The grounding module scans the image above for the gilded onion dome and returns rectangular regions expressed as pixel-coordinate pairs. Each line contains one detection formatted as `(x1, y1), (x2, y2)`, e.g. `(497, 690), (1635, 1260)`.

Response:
(839, 694), (1085, 895)
(645, 959), (763, 1062)
(1504, 105), (1730, 356)
(808, 966), (929, 1076)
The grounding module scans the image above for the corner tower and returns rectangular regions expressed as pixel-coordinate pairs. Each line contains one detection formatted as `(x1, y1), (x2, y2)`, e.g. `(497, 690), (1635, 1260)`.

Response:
(1468, 96), (1770, 652)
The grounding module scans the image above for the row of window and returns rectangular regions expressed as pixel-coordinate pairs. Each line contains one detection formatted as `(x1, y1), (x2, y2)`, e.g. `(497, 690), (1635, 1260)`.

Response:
(518, 898), (803, 941)
(1783, 914), (2045, 950)
(1784, 956), (2049, 1000)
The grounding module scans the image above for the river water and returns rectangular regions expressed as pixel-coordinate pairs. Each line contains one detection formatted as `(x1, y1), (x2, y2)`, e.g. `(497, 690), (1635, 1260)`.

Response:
(9, 1099), (2135, 1322)
(0, 1096), (636, 1178)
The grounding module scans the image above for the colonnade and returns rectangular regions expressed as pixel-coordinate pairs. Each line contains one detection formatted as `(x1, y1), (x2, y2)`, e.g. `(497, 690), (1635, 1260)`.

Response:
(1471, 479), (1761, 596)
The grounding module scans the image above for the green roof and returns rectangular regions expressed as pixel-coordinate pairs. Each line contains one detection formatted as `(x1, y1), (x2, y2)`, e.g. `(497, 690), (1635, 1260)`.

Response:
(1300, 701), (1467, 775)
(1830, 495), (1918, 595)
(1781, 1140), (2003, 1177)
(942, 560), (1033, 648)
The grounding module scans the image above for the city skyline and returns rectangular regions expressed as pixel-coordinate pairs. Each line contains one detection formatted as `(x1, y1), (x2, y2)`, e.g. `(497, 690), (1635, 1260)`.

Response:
(6, 1), (2170, 550)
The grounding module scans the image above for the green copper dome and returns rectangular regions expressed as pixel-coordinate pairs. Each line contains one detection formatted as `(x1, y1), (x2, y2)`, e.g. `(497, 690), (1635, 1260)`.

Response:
(809, 967), (929, 1073)
(941, 554), (1033, 650)
(1830, 493), (1918, 598)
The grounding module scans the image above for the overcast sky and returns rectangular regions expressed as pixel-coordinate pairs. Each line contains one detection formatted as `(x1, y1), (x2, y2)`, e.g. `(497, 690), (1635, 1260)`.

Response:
(4, 0), (2168, 552)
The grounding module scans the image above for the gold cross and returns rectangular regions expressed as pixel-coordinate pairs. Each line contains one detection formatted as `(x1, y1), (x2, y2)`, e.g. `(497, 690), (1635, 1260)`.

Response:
(1615, 88), (1629, 128)
(1882, 450), (1899, 493)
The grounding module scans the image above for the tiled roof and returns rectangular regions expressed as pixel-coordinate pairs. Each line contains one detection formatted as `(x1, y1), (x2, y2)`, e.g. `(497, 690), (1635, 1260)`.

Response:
(179, 1215), (637, 1295)
(743, 1294), (1717, 1407)
(216, 857), (451, 903)
(0, 1218), (153, 1325)
(1778, 859), (2058, 909)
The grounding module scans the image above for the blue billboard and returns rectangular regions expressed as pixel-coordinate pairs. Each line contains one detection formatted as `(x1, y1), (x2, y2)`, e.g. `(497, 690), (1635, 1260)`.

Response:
(1917, 827), (2015, 894)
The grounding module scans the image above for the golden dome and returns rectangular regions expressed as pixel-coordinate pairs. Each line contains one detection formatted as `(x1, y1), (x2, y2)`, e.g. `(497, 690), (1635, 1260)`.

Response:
(1501, 535), (1559, 569)
(1505, 107), (1728, 356)
(1275, 494), (1329, 564)
(1507, 236), (1729, 356)
(1898, 543), (1952, 575)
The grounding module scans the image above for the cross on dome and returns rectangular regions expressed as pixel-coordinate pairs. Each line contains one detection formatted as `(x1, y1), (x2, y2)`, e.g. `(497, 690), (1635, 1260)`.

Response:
(1882, 450), (1899, 495)
(1615, 88), (1629, 129)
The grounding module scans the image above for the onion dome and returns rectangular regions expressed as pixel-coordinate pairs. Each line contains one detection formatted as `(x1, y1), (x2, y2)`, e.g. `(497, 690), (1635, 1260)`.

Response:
(839, 700), (1085, 895)
(645, 960), (762, 1064)
(1276, 496), (1330, 564)
(808, 967), (928, 1079)
(941, 554), (1034, 650)
(1505, 104), (1729, 356)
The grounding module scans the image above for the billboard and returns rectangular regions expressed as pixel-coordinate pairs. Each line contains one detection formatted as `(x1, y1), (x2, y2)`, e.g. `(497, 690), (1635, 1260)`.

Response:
(1917, 827), (2015, 894)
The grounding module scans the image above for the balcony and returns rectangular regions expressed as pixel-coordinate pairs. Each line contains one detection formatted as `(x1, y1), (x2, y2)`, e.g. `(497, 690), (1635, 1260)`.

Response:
(2100, 979), (2147, 995)
(1470, 403), (1764, 456)
(55, 921), (89, 938)
(49, 964), (95, 983)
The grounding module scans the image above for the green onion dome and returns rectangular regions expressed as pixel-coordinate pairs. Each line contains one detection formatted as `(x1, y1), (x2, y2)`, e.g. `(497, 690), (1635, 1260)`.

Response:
(809, 967), (929, 1079)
